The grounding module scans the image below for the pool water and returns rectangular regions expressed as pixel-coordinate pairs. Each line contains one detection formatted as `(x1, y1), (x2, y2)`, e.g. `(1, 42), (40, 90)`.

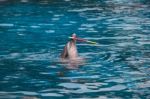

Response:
(0, 0), (150, 99)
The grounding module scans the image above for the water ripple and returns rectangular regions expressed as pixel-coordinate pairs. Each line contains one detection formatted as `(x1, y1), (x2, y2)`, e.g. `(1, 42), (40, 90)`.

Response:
(0, 0), (150, 98)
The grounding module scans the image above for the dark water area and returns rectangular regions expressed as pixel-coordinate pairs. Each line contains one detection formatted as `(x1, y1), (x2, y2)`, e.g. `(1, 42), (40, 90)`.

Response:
(0, 0), (150, 99)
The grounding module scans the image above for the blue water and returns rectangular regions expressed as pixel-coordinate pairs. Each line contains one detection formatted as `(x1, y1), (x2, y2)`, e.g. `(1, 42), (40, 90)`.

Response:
(0, 0), (150, 98)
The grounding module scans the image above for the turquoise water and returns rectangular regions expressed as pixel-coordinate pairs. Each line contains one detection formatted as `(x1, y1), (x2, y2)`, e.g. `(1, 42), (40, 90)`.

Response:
(0, 0), (150, 98)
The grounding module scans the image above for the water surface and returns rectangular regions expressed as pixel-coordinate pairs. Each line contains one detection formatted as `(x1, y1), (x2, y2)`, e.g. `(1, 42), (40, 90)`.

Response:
(0, 0), (150, 99)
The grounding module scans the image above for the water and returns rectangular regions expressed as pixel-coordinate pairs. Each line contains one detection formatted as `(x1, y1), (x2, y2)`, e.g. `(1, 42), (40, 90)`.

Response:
(0, 0), (150, 98)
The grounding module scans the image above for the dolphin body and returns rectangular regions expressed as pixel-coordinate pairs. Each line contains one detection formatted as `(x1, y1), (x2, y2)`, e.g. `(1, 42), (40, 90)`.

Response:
(60, 33), (87, 69)
(60, 33), (97, 69)
(61, 34), (78, 60)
